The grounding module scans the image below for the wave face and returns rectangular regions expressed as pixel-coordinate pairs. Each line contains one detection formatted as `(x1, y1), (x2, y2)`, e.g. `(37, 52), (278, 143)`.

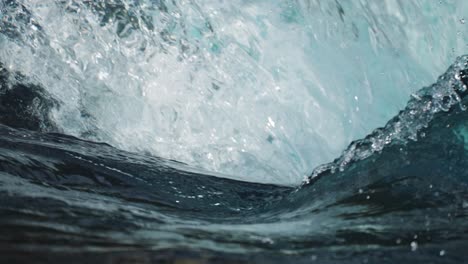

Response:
(1, 0), (467, 185)
(0, 57), (467, 263)
(1, 1), (468, 263)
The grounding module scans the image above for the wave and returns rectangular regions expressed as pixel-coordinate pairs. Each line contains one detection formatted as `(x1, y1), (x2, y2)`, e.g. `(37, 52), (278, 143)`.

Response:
(307, 55), (468, 181)
(2, 0), (468, 263)
(2, 0), (467, 185)
(1, 54), (468, 262)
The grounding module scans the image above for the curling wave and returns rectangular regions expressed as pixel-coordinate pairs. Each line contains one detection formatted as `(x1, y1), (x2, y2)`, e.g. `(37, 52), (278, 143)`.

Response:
(1, 1), (468, 263)
(0, 55), (467, 263)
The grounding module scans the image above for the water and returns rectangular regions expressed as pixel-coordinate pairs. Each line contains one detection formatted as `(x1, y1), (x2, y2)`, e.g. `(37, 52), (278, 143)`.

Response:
(1, 1), (468, 263)
(2, 0), (467, 185)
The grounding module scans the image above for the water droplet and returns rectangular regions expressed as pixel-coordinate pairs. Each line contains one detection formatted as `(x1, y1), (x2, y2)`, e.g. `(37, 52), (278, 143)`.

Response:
(410, 241), (418, 251)
(267, 117), (276, 127)
(261, 237), (274, 244)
